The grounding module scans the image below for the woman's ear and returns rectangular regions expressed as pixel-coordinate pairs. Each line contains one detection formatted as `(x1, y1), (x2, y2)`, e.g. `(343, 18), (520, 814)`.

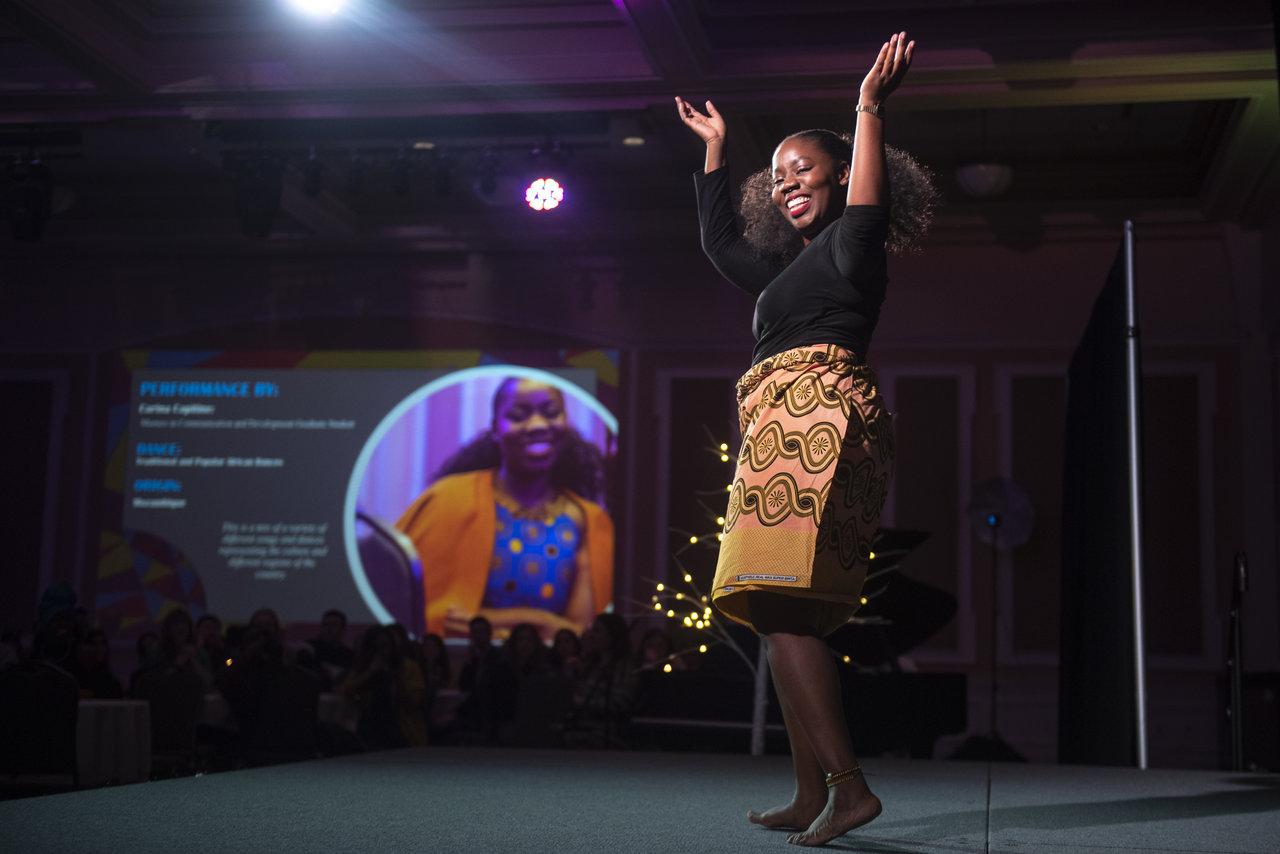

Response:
(838, 161), (851, 187)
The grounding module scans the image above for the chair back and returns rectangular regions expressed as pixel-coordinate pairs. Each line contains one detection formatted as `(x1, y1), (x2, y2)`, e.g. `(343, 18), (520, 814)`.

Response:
(133, 667), (203, 754)
(246, 664), (321, 763)
(356, 510), (425, 637)
(0, 661), (79, 778)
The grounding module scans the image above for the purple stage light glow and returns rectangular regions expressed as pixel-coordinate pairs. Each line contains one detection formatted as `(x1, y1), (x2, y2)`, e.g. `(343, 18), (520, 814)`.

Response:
(524, 177), (565, 211)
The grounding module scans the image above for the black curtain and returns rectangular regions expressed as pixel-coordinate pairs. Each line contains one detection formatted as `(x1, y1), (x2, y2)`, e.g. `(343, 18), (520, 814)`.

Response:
(1058, 249), (1137, 765)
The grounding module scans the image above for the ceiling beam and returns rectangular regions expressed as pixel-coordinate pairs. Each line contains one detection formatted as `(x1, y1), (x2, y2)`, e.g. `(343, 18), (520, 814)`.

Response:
(5, 0), (153, 94)
(1, 49), (1272, 125)
(1200, 89), (1280, 224)
(606, 0), (709, 85)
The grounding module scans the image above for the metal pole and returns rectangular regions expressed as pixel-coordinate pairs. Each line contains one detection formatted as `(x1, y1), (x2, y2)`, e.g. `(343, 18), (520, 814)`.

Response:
(1123, 219), (1150, 769)
(1230, 552), (1248, 771)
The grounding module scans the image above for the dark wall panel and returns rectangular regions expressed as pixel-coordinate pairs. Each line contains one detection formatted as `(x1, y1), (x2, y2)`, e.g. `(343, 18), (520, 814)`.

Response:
(1011, 375), (1066, 655)
(892, 376), (961, 652)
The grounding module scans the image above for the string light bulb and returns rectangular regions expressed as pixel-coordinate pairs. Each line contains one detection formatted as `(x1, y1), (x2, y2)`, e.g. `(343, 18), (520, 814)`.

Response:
(716, 516), (725, 526)
(842, 655), (852, 664)
(654, 602), (662, 610)
(719, 443), (728, 451)
(666, 609), (675, 618)
(675, 592), (684, 600)
(656, 583), (664, 592)
(720, 454), (730, 462)
(683, 616), (692, 627)
(689, 536), (698, 544)
(683, 573), (692, 583)
(869, 551), (876, 560)
(663, 663), (673, 673)
(698, 644), (708, 653)
(860, 596), (868, 605)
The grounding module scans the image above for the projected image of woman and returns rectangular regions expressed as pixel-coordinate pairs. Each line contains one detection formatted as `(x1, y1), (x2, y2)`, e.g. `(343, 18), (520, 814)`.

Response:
(675, 32), (936, 846)
(396, 378), (613, 641)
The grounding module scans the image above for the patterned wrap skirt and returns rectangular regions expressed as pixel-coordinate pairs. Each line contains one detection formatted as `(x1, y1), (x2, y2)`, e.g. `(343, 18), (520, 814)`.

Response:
(711, 343), (895, 637)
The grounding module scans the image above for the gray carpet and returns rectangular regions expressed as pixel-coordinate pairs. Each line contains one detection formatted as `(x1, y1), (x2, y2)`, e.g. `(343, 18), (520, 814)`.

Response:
(1, 749), (1276, 854)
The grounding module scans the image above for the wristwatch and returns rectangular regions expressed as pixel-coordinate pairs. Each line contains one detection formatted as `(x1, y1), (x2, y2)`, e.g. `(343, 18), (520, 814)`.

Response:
(855, 103), (884, 118)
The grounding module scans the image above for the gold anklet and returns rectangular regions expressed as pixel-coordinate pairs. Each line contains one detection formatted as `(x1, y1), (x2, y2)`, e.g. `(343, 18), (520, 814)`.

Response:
(824, 765), (862, 787)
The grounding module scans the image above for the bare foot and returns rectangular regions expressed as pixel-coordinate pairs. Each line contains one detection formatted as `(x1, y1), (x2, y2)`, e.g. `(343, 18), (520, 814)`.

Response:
(747, 794), (826, 830)
(785, 779), (882, 846)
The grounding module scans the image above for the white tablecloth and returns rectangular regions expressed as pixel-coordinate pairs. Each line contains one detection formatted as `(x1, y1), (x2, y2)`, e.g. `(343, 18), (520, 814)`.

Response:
(77, 700), (151, 786)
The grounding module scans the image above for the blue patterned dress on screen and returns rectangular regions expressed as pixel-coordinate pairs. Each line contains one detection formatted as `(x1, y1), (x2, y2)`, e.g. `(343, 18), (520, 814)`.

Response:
(481, 503), (581, 613)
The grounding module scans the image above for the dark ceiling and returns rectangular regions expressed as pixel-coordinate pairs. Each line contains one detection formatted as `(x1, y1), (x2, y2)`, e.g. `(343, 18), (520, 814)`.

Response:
(0, 0), (1275, 253)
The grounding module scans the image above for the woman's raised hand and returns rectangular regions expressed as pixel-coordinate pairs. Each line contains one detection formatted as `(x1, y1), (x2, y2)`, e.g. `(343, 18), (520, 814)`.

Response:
(860, 31), (915, 104)
(674, 96), (726, 145)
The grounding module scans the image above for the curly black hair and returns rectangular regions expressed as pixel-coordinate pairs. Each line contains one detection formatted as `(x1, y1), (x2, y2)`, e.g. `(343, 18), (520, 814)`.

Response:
(431, 377), (607, 502)
(739, 130), (938, 265)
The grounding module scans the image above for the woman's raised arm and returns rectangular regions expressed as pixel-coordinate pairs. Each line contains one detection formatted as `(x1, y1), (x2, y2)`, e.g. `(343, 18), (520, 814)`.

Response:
(675, 96), (727, 173)
(848, 32), (914, 207)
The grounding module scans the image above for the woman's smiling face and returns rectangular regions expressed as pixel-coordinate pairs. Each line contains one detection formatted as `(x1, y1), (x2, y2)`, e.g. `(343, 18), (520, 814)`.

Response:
(770, 135), (849, 240)
(493, 379), (568, 476)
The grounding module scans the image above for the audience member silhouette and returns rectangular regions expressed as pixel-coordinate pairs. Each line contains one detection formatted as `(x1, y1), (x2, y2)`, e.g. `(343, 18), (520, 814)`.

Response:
(635, 627), (687, 672)
(456, 615), (515, 743)
(195, 613), (229, 684)
(340, 625), (427, 749)
(547, 627), (583, 679)
(307, 608), (355, 685)
(155, 608), (214, 689)
(69, 628), (124, 699)
(420, 632), (450, 689)
(563, 612), (638, 749)
(129, 630), (160, 696)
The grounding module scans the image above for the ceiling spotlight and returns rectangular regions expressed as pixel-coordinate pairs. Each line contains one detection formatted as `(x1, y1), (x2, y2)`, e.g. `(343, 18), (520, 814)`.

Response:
(955, 162), (1013, 198)
(525, 177), (565, 212)
(412, 140), (435, 151)
(285, 0), (347, 18)
(622, 136), (645, 147)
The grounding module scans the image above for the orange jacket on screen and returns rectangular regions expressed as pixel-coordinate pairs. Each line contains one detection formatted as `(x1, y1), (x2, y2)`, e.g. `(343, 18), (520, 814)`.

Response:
(395, 469), (614, 637)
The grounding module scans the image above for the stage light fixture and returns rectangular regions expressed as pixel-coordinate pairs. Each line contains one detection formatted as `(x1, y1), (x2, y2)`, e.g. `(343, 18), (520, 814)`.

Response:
(622, 135), (645, 147)
(285, 0), (347, 18)
(524, 177), (565, 211)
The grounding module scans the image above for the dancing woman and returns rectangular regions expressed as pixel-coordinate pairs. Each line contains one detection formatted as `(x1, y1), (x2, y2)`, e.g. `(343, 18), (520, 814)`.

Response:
(676, 32), (936, 846)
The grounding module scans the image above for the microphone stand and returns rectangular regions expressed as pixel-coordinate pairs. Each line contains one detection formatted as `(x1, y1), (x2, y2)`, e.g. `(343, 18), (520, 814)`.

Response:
(950, 512), (1026, 761)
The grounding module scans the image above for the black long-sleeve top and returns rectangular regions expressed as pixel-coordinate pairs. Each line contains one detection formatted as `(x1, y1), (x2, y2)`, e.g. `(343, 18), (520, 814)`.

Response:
(694, 166), (890, 366)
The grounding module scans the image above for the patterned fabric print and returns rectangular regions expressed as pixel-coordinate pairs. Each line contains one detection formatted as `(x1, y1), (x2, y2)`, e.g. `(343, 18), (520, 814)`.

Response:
(713, 344), (894, 636)
(482, 503), (581, 613)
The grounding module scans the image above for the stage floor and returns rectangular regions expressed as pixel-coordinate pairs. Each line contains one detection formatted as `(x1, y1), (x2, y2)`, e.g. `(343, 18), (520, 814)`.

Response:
(2, 748), (1277, 853)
